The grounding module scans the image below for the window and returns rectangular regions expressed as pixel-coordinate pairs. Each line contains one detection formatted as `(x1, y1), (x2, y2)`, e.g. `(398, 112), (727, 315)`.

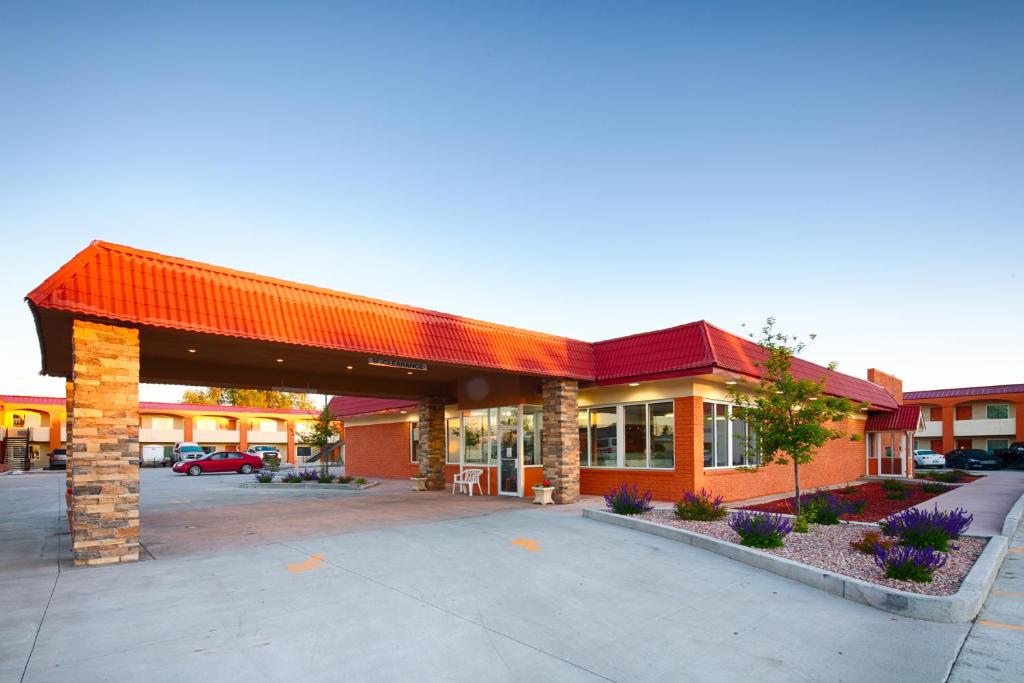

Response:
(410, 422), (419, 464)
(578, 410), (591, 467)
(590, 407), (618, 467)
(150, 416), (175, 430)
(522, 406), (542, 466)
(929, 407), (942, 422)
(462, 411), (487, 464)
(987, 440), (1009, 454)
(297, 446), (312, 459)
(703, 401), (761, 469)
(578, 401), (675, 469)
(987, 404), (1009, 420)
(955, 405), (972, 420)
(12, 414), (25, 428)
(446, 418), (460, 464)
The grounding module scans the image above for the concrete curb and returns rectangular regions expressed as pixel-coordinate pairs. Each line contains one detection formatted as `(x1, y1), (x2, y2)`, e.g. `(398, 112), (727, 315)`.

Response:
(1000, 489), (1024, 538)
(239, 481), (376, 491)
(583, 508), (1007, 623)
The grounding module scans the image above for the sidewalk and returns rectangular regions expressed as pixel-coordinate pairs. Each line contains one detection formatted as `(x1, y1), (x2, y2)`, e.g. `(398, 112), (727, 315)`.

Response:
(948, 520), (1024, 681)
(913, 470), (1024, 536)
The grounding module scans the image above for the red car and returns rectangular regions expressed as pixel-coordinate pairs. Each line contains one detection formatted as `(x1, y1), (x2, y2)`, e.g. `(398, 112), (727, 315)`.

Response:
(171, 450), (262, 476)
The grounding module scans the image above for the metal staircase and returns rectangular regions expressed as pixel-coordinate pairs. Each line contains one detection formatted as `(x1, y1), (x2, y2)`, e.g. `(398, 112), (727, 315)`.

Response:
(2, 433), (30, 471)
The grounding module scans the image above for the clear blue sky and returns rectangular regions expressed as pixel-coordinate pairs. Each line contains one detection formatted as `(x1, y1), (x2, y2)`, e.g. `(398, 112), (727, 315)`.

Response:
(1, 1), (1021, 402)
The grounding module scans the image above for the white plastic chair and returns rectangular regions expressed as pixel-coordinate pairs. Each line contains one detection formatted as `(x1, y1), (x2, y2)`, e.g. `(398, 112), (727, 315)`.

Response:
(452, 468), (483, 496)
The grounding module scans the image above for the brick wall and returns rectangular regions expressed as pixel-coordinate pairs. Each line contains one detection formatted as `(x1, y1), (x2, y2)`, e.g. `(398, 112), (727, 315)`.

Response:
(343, 421), (419, 480)
(580, 400), (867, 504)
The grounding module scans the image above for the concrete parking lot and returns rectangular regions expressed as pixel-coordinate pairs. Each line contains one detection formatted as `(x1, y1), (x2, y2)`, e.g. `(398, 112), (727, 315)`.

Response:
(0, 469), (985, 682)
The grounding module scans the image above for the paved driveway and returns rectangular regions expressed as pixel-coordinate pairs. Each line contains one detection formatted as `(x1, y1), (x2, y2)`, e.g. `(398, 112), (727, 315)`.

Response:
(2, 470), (973, 682)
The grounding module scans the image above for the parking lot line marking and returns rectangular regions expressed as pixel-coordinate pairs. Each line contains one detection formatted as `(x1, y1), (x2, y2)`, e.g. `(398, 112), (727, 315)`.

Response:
(511, 538), (540, 552)
(287, 554), (324, 574)
(978, 620), (1024, 633)
(993, 591), (1024, 599)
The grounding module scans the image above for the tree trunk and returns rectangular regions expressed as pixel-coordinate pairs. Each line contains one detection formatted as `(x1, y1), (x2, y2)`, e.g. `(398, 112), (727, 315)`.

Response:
(793, 459), (802, 517)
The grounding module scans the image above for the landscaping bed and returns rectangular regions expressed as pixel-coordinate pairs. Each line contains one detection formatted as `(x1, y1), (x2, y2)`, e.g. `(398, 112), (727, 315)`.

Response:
(246, 471), (375, 489)
(742, 480), (970, 522)
(642, 510), (986, 596)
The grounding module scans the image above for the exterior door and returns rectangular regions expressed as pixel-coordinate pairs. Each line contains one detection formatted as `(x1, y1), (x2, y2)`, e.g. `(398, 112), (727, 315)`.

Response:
(497, 407), (520, 496)
(956, 438), (972, 451)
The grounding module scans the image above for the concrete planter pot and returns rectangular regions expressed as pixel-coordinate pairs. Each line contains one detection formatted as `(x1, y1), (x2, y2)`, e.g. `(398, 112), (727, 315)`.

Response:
(411, 476), (428, 491)
(532, 486), (555, 505)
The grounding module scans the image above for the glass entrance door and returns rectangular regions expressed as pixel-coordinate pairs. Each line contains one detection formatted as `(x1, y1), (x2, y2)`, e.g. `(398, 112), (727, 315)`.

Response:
(497, 406), (520, 495)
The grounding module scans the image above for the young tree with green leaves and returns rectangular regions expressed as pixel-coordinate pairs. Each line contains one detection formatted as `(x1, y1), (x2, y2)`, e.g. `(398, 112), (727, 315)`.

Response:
(728, 318), (863, 517)
(301, 403), (342, 476)
(181, 387), (316, 411)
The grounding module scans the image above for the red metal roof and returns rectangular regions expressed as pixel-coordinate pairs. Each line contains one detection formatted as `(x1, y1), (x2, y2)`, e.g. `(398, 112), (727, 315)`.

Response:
(904, 384), (1024, 400)
(27, 241), (898, 409)
(0, 395), (65, 406)
(329, 396), (417, 418)
(865, 405), (922, 432)
(27, 241), (595, 380)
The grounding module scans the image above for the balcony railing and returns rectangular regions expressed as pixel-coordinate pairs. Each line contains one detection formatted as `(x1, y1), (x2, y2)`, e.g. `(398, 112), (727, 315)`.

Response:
(247, 431), (287, 444)
(954, 418), (1016, 437)
(193, 429), (240, 443)
(140, 428), (186, 443)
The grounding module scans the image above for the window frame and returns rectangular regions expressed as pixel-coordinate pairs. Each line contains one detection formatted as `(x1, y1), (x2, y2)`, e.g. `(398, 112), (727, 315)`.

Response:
(578, 400), (675, 470)
(986, 404), (1010, 420)
(702, 400), (761, 470)
(409, 421), (419, 464)
(987, 439), (1009, 453)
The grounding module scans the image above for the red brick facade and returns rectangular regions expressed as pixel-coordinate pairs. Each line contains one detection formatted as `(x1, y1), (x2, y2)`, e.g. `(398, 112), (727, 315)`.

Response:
(344, 421), (419, 480)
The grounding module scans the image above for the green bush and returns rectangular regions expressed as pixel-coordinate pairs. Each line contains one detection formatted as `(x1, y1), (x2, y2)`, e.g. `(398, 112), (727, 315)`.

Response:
(792, 515), (809, 533)
(354, 477), (367, 485)
(934, 471), (963, 484)
(317, 475), (334, 483)
(885, 491), (907, 500)
(921, 482), (950, 494)
(881, 479), (907, 492)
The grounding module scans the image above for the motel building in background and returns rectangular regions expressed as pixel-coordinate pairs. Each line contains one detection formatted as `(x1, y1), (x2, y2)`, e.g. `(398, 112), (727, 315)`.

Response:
(24, 241), (921, 565)
(0, 395), (320, 471)
(904, 384), (1024, 455)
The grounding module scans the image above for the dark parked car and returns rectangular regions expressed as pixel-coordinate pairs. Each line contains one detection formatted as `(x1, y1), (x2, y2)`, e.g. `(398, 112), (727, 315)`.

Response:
(171, 450), (262, 476)
(945, 449), (1003, 471)
(49, 448), (67, 470)
(993, 442), (1024, 469)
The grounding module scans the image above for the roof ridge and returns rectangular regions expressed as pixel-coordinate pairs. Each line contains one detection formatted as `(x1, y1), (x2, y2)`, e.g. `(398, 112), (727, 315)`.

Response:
(593, 320), (706, 346)
(76, 241), (592, 347)
(905, 383), (1024, 395)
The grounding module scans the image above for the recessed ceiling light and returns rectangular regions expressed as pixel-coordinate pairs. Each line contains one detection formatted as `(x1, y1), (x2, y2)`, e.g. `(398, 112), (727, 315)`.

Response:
(187, 349), (197, 353)
(346, 365), (353, 370)
(276, 358), (284, 363)
(725, 380), (737, 385)
(400, 410), (408, 414)
(406, 371), (414, 375)
(628, 382), (640, 387)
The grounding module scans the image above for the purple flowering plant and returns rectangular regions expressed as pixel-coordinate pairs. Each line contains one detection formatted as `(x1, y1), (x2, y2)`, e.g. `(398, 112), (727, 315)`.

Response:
(880, 506), (973, 552)
(604, 483), (654, 515)
(728, 510), (793, 548)
(674, 488), (727, 521)
(874, 544), (947, 583)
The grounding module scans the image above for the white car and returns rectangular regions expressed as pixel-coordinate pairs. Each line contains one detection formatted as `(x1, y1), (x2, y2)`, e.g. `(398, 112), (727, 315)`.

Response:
(914, 449), (946, 469)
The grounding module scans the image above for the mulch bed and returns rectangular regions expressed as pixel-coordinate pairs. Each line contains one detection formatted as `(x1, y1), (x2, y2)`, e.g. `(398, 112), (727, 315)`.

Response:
(642, 511), (986, 596)
(741, 481), (966, 522)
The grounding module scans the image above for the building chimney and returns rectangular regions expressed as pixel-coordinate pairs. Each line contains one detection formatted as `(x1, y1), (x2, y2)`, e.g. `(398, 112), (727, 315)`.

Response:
(867, 368), (903, 403)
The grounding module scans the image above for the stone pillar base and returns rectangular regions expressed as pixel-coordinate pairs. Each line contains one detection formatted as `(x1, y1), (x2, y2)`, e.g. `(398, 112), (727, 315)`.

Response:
(542, 379), (580, 504)
(418, 396), (446, 490)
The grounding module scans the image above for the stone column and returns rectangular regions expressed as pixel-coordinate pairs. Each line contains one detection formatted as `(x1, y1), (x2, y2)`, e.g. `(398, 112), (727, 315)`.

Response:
(675, 396), (705, 494)
(417, 396), (446, 490)
(69, 320), (140, 566)
(542, 379), (580, 504)
(65, 380), (74, 494)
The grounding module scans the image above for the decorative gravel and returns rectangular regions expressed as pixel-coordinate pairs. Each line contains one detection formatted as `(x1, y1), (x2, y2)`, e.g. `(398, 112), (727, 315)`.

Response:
(642, 510), (986, 596)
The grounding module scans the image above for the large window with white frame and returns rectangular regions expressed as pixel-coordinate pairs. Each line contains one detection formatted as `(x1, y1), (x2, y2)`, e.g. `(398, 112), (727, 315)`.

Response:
(446, 418), (460, 464)
(703, 401), (760, 469)
(578, 401), (674, 469)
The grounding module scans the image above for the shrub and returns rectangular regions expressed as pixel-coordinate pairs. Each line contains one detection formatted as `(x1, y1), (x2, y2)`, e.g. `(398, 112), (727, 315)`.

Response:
(934, 470), (964, 484)
(297, 469), (319, 482)
(885, 491), (907, 500)
(281, 472), (302, 483)
(847, 498), (866, 513)
(849, 530), (892, 555)
(874, 545), (947, 583)
(354, 477), (367, 485)
(254, 472), (274, 484)
(793, 490), (854, 525)
(317, 475), (334, 483)
(835, 486), (859, 495)
(262, 454), (281, 472)
(881, 479), (906, 492)
(921, 482), (950, 494)
(674, 488), (727, 521)
(604, 483), (654, 516)
(792, 515), (809, 533)
(880, 506), (973, 551)
(338, 475), (354, 484)
(728, 511), (793, 548)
